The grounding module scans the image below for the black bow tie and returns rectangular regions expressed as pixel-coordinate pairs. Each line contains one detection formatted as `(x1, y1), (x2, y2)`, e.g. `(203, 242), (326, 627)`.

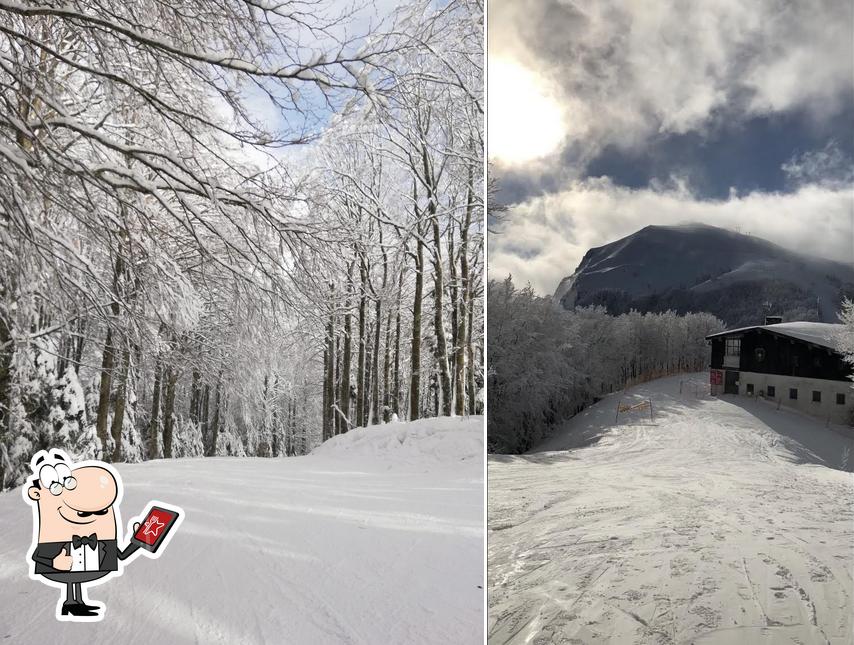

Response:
(72, 534), (97, 549)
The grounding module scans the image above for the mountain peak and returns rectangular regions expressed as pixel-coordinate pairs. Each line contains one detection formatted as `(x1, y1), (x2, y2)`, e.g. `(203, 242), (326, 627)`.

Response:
(554, 225), (854, 326)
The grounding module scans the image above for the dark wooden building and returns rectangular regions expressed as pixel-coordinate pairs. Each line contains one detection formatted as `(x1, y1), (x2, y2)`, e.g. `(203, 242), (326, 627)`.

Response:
(706, 321), (853, 424)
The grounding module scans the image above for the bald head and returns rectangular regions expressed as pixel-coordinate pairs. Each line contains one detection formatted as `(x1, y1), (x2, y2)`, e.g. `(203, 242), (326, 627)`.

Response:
(28, 465), (119, 543)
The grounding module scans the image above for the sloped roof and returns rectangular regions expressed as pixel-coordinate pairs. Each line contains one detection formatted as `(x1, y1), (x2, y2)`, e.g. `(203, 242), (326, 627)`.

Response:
(706, 322), (846, 352)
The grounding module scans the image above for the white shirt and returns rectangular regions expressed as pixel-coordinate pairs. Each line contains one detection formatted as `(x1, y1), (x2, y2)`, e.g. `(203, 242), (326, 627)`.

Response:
(69, 540), (100, 572)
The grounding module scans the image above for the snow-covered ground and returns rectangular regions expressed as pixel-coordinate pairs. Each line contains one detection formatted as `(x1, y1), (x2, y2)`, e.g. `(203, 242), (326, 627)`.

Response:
(488, 375), (854, 645)
(0, 416), (484, 644)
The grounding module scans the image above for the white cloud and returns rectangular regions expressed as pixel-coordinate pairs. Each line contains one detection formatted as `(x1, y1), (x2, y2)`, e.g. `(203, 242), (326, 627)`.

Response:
(782, 141), (854, 188)
(489, 0), (854, 159)
(489, 179), (854, 295)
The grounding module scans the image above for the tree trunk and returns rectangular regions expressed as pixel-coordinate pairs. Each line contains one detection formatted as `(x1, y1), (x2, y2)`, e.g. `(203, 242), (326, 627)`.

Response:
(209, 371), (222, 457)
(410, 224), (424, 421)
(110, 345), (131, 462)
(393, 267), (403, 417)
(356, 254), (367, 427)
(73, 318), (86, 366)
(271, 376), (279, 457)
(56, 334), (67, 378)
(322, 346), (330, 442)
(202, 383), (210, 452)
(328, 296), (336, 439)
(287, 397), (295, 456)
(382, 306), (393, 422)
(339, 263), (353, 432)
(432, 372), (440, 417)
(371, 318), (380, 421)
(364, 321), (373, 426)
(430, 213), (452, 416)
(448, 224), (459, 401)
(467, 299), (477, 416)
(95, 326), (116, 457)
(324, 285), (335, 441)
(456, 176), (474, 416)
(190, 368), (201, 424)
(0, 304), (11, 487)
(162, 366), (177, 458)
(148, 355), (162, 459)
(98, 244), (128, 460)
(261, 373), (270, 455)
(334, 333), (340, 435)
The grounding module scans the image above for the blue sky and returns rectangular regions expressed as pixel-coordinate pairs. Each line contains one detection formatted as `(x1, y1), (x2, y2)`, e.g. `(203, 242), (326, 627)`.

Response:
(584, 109), (854, 199)
(237, 0), (405, 156)
(488, 0), (854, 294)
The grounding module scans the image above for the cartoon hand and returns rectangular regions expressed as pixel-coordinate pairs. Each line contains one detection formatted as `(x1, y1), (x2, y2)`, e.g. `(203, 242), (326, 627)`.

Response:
(53, 549), (73, 571)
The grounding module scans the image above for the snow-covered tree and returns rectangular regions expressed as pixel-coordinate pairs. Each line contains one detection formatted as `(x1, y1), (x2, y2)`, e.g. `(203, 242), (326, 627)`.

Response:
(0, 0), (483, 488)
(50, 366), (100, 461)
(839, 300), (854, 411)
(487, 276), (725, 453)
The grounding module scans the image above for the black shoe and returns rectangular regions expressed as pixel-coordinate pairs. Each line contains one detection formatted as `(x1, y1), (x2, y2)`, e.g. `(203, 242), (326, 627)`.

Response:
(61, 603), (99, 617)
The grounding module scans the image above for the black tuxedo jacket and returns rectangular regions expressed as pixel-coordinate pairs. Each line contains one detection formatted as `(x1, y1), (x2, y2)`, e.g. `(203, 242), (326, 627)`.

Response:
(32, 538), (132, 574)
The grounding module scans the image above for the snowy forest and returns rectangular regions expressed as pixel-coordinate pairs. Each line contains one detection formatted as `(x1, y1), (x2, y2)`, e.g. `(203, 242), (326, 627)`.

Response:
(487, 277), (725, 453)
(0, 0), (483, 490)
(841, 300), (854, 399)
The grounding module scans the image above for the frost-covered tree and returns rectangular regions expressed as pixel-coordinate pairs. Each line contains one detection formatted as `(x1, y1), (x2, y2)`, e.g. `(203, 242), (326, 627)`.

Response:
(301, 0), (484, 436)
(50, 366), (99, 461)
(0, 344), (100, 487)
(0, 0), (482, 488)
(487, 276), (725, 454)
(839, 299), (854, 426)
(840, 299), (854, 377)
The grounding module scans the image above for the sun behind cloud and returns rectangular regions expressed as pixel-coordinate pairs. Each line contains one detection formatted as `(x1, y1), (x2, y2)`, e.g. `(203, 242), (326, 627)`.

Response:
(488, 58), (566, 164)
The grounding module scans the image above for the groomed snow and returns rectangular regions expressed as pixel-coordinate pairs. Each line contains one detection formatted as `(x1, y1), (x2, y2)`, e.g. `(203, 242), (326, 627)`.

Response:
(0, 416), (484, 644)
(488, 375), (854, 645)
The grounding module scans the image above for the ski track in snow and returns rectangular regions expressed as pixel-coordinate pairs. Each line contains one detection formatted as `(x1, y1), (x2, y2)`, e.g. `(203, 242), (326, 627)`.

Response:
(488, 375), (854, 645)
(0, 417), (484, 645)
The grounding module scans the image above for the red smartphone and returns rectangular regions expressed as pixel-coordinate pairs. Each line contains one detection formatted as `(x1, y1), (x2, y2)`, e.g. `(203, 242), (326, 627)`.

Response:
(130, 505), (180, 553)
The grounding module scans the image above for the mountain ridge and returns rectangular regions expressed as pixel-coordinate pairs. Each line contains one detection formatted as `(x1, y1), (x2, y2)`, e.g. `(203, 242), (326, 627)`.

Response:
(554, 223), (854, 327)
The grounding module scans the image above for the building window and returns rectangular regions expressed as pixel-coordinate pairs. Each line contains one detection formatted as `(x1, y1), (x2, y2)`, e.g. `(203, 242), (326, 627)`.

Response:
(746, 383), (754, 395)
(767, 385), (776, 398)
(812, 390), (821, 403)
(789, 388), (798, 400)
(725, 338), (741, 356)
(837, 393), (846, 405)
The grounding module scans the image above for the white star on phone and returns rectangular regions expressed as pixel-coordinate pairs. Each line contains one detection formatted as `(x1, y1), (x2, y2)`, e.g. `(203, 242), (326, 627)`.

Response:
(143, 516), (164, 538)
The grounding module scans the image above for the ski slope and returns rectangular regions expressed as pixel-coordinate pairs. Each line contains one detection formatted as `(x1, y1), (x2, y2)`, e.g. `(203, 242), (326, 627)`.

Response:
(488, 375), (854, 645)
(0, 416), (484, 644)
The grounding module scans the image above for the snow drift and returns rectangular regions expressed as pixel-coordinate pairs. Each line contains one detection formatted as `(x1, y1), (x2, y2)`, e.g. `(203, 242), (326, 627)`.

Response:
(312, 416), (483, 465)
